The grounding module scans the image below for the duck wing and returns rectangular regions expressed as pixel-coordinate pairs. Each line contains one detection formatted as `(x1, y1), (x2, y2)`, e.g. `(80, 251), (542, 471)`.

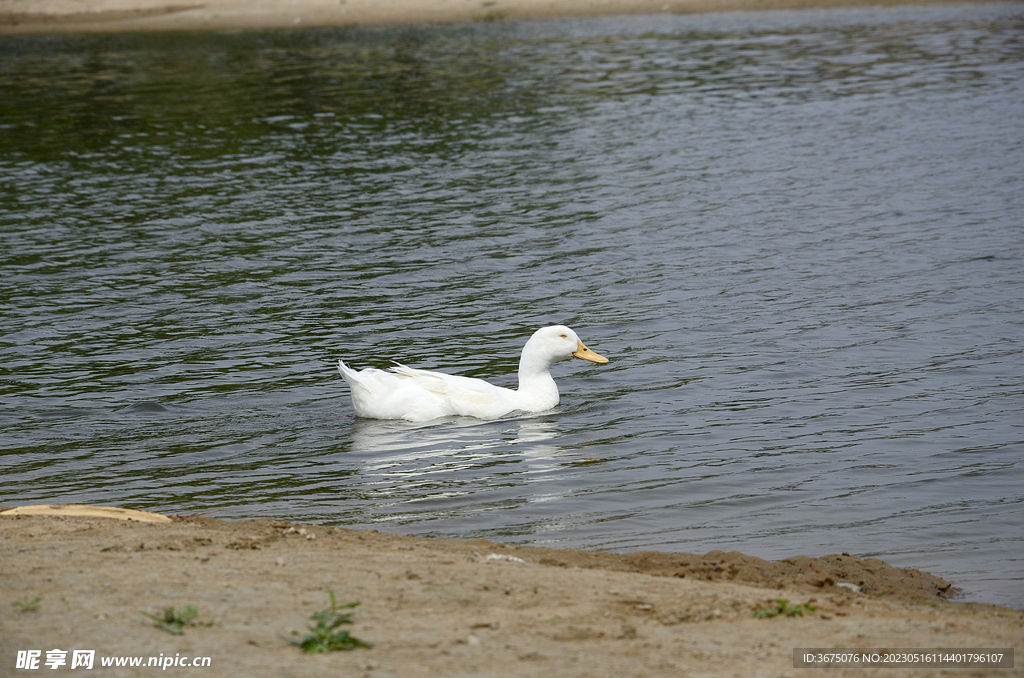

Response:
(338, 360), (460, 422)
(388, 364), (521, 417)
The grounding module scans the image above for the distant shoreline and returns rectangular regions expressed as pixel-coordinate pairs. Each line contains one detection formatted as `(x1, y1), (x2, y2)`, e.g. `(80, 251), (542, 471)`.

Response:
(0, 0), (1003, 35)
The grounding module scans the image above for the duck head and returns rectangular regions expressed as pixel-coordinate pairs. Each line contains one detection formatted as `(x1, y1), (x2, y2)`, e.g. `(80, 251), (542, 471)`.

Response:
(522, 325), (609, 368)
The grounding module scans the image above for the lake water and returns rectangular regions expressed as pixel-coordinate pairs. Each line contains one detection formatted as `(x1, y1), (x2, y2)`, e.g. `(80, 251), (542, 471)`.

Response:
(2, 2), (1022, 608)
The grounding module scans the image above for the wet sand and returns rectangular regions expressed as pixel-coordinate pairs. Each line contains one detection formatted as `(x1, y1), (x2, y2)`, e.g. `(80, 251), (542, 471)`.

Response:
(0, 0), (999, 33)
(2, 507), (1021, 677)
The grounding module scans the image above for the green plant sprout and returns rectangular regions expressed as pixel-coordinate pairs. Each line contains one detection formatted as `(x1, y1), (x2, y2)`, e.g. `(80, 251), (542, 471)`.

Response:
(754, 598), (817, 619)
(142, 605), (214, 635)
(13, 596), (42, 612)
(284, 591), (371, 653)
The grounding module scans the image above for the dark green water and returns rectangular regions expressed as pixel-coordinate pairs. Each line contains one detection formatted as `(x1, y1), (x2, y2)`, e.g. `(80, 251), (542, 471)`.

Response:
(2, 3), (1023, 607)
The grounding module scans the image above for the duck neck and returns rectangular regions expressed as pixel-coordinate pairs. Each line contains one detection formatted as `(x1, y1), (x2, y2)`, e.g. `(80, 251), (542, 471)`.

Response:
(517, 357), (560, 411)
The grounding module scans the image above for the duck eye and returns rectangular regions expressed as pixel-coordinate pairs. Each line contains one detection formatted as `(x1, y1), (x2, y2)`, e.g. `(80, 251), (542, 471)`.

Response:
(560, 334), (567, 338)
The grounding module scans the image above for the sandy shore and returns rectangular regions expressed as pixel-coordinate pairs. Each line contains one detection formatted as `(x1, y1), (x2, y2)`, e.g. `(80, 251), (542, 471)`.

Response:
(2, 506), (1021, 677)
(0, 0), (999, 34)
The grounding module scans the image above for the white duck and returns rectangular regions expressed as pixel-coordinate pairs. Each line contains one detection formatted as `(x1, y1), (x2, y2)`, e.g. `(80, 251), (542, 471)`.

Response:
(337, 325), (608, 422)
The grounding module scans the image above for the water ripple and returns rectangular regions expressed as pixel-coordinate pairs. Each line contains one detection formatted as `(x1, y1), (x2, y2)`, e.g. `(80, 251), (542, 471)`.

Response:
(2, 2), (1023, 607)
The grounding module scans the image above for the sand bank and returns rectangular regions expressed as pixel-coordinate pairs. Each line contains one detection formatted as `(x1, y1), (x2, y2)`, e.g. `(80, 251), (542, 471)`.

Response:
(0, 0), (999, 34)
(2, 507), (1021, 677)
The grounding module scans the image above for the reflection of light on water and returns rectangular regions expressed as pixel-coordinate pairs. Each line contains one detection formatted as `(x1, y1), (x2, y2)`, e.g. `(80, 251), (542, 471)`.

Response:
(348, 415), (575, 507)
(516, 419), (563, 479)
(350, 416), (528, 470)
(350, 415), (563, 462)
(515, 419), (557, 444)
